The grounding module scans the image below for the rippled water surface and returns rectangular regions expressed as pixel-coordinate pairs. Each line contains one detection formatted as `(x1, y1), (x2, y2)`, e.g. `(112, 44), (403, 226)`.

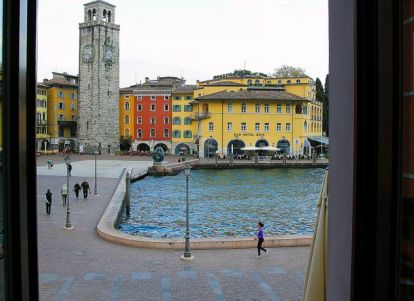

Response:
(118, 168), (326, 238)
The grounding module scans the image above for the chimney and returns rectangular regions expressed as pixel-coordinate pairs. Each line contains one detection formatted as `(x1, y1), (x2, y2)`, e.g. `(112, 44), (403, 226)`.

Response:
(145, 77), (149, 83)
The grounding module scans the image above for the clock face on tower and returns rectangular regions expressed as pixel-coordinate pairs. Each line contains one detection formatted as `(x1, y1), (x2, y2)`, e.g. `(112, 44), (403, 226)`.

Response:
(82, 46), (94, 63)
(104, 48), (113, 64)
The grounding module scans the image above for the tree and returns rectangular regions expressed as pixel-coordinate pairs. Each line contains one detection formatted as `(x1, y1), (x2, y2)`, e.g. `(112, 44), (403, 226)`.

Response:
(273, 65), (306, 78)
(315, 77), (324, 102)
(323, 74), (329, 136)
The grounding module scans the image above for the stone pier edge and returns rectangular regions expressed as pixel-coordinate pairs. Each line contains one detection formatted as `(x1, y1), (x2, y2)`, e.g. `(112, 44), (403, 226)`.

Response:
(96, 168), (312, 249)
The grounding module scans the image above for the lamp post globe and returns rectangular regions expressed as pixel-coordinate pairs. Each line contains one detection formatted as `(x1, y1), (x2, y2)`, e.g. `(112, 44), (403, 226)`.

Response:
(181, 163), (194, 260)
(64, 156), (73, 230)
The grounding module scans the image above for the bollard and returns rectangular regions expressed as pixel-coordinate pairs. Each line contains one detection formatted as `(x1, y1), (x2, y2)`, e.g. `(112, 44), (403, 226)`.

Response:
(283, 153), (287, 166)
(125, 172), (131, 216)
(255, 153), (258, 165)
(215, 154), (218, 166)
(312, 150), (316, 165)
(230, 153), (234, 167)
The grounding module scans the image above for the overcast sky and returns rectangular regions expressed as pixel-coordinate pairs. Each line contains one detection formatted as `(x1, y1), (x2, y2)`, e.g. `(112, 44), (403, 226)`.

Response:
(38, 0), (328, 87)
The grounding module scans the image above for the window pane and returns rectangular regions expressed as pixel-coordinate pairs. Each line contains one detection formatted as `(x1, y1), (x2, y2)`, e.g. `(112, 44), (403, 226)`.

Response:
(401, 1), (414, 299)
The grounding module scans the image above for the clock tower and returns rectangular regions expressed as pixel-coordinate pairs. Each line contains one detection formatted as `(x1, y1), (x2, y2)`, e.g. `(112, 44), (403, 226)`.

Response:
(78, 0), (120, 152)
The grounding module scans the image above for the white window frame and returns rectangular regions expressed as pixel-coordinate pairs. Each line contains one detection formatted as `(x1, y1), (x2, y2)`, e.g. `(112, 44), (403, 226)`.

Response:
(150, 129), (156, 137)
(277, 104), (282, 114)
(150, 104), (156, 111)
(276, 123), (281, 132)
(241, 122), (247, 132)
(164, 95), (169, 100)
(151, 95), (156, 101)
(264, 104), (269, 113)
(286, 104), (291, 114)
(164, 104), (169, 111)
(164, 129), (169, 138)
(137, 104), (142, 111)
(164, 117), (169, 124)
(286, 123), (291, 132)
(264, 123), (269, 132)
(255, 123), (260, 132)
(227, 122), (233, 131)
(208, 122), (214, 131)
(228, 103), (233, 113)
(255, 104), (260, 113)
(137, 116), (142, 124)
(241, 103), (246, 113)
(137, 129), (142, 138)
(125, 101), (130, 111)
(150, 117), (156, 125)
(137, 96), (142, 101)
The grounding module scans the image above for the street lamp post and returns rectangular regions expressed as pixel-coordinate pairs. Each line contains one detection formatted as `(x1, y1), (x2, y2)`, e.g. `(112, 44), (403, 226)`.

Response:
(181, 163), (194, 260)
(94, 150), (98, 195)
(64, 156), (73, 230)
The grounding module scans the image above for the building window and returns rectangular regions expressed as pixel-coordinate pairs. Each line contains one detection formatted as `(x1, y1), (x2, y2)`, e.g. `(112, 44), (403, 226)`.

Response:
(247, 79), (252, 85)
(173, 130), (181, 138)
(173, 105), (181, 112)
(286, 104), (291, 114)
(58, 102), (64, 110)
(137, 104), (142, 111)
(255, 79), (260, 86)
(208, 122), (214, 131)
(255, 104), (260, 113)
(150, 117), (156, 125)
(184, 104), (193, 112)
(255, 123), (260, 132)
(58, 114), (64, 121)
(164, 104), (169, 111)
(125, 101), (130, 110)
(124, 129), (130, 137)
(185, 96), (192, 100)
(71, 115), (76, 121)
(303, 106), (308, 115)
(151, 95), (156, 100)
(184, 117), (191, 125)
(264, 104), (269, 113)
(138, 96), (142, 101)
(58, 91), (64, 99)
(296, 79), (301, 83)
(173, 117), (181, 125)
(241, 103), (246, 113)
(286, 123), (291, 132)
(184, 131), (192, 138)
(277, 104), (282, 114)
(287, 80), (291, 84)
(278, 80), (282, 84)
(264, 123), (269, 132)
(137, 116), (142, 124)
(164, 129), (169, 137)
(164, 117), (169, 124)
(124, 115), (130, 124)
(164, 96), (169, 100)
(70, 103), (76, 111)
(241, 122), (247, 132)
(137, 129), (142, 138)
(150, 104), (156, 111)
(173, 96), (181, 100)
(150, 129), (156, 137)
(70, 93), (76, 99)
(227, 122), (233, 131)
(276, 123), (281, 132)
(228, 103), (233, 113)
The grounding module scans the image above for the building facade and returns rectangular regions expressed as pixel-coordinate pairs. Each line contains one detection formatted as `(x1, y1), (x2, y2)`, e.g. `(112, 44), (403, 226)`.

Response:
(78, 0), (120, 153)
(42, 72), (79, 151)
(36, 84), (49, 150)
(119, 76), (185, 153)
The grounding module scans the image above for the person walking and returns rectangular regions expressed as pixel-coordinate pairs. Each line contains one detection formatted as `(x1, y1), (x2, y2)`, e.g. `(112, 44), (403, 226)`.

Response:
(68, 163), (72, 176)
(80, 179), (91, 200)
(45, 189), (52, 215)
(73, 182), (81, 200)
(254, 222), (269, 258)
(61, 183), (68, 206)
(47, 158), (53, 170)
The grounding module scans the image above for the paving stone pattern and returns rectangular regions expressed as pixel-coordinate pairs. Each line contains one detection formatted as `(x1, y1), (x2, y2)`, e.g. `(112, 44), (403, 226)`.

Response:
(37, 175), (309, 301)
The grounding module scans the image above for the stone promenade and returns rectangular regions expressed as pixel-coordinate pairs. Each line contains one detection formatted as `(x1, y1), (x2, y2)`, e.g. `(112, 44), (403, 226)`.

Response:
(37, 170), (309, 300)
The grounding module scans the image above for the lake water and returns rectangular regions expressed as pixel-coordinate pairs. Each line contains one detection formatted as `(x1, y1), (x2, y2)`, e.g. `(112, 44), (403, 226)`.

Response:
(118, 168), (326, 238)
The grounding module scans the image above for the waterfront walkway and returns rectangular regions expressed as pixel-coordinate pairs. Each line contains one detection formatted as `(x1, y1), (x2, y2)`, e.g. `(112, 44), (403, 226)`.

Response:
(37, 173), (309, 301)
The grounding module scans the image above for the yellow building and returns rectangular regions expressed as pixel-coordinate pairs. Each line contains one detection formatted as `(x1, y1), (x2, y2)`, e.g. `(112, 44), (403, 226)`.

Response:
(36, 84), (50, 150)
(42, 72), (79, 151)
(119, 89), (135, 143)
(191, 88), (316, 157)
(171, 85), (196, 155)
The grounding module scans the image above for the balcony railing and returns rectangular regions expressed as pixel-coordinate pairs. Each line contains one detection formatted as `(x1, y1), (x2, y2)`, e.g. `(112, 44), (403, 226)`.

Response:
(191, 112), (211, 120)
(36, 120), (47, 126)
(58, 120), (77, 128)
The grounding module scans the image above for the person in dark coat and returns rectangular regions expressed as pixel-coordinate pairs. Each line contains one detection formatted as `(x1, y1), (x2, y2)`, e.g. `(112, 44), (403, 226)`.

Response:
(67, 163), (72, 176)
(73, 182), (81, 200)
(45, 189), (52, 215)
(80, 179), (91, 199)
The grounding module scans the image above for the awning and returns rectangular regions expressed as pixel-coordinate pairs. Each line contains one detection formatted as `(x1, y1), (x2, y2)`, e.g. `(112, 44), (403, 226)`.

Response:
(308, 136), (329, 145)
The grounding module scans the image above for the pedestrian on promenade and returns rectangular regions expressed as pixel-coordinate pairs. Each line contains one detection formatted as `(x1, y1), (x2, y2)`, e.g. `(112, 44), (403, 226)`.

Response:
(45, 188), (52, 215)
(254, 222), (269, 258)
(73, 182), (81, 200)
(68, 163), (72, 176)
(80, 179), (91, 199)
(61, 183), (68, 206)
(47, 158), (53, 170)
